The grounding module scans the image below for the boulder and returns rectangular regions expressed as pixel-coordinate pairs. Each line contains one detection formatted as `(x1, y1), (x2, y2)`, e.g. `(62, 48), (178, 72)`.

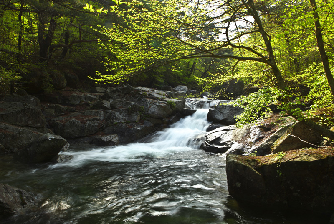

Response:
(50, 70), (67, 90)
(0, 96), (46, 128)
(17, 133), (69, 163)
(39, 89), (100, 105)
(207, 104), (243, 125)
(226, 148), (334, 217)
(103, 120), (156, 144)
(144, 99), (173, 119)
(173, 85), (188, 92)
(0, 183), (39, 219)
(50, 111), (105, 138)
(202, 116), (300, 156)
(90, 134), (119, 146)
(272, 121), (323, 154)
(0, 123), (68, 163)
(201, 126), (237, 153)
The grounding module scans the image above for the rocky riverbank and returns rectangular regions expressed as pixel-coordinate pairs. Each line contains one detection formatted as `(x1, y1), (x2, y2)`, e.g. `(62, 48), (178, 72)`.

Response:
(0, 85), (197, 165)
(0, 85), (196, 219)
(201, 103), (334, 222)
(1, 85), (334, 222)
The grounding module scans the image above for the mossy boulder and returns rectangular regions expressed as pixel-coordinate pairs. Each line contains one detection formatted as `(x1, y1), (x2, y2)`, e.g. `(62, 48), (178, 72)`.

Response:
(272, 121), (323, 154)
(226, 148), (334, 218)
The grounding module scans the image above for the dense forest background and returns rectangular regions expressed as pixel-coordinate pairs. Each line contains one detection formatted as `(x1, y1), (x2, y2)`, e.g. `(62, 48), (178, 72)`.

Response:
(0, 0), (334, 128)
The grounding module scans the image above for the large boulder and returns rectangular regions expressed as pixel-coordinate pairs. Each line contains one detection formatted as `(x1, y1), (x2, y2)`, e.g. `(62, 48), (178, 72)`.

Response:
(272, 121), (323, 154)
(50, 110), (105, 138)
(0, 95), (46, 128)
(141, 98), (177, 119)
(0, 123), (68, 163)
(202, 115), (309, 156)
(207, 104), (243, 125)
(226, 148), (334, 218)
(40, 85), (187, 146)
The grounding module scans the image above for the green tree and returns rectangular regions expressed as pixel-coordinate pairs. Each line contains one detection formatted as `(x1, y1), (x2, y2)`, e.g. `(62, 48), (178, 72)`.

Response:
(0, 0), (111, 93)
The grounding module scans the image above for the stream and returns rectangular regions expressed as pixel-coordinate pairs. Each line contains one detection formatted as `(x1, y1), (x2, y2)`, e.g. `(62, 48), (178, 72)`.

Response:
(0, 107), (324, 223)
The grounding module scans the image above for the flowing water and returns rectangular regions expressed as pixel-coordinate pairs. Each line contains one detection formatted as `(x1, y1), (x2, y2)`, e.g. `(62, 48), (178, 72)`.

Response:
(0, 108), (327, 223)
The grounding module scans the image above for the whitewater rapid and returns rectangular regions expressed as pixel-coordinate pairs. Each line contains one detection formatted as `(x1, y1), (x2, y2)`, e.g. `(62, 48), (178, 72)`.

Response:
(55, 109), (210, 167)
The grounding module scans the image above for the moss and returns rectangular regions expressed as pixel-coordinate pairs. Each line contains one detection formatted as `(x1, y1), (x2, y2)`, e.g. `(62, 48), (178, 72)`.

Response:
(239, 147), (334, 168)
(167, 100), (176, 109)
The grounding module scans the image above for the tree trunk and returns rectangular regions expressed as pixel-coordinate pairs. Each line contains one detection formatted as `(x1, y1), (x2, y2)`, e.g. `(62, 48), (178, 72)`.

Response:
(245, 0), (286, 90)
(61, 30), (70, 58)
(309, 0), (334, 96)
(38, 17), (56, 62)
(17, 0), (24, 63)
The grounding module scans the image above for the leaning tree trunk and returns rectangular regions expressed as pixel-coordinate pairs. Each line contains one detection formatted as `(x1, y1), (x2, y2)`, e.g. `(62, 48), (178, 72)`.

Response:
(245, 0), (286, 90)
(309, 0), (334, 96)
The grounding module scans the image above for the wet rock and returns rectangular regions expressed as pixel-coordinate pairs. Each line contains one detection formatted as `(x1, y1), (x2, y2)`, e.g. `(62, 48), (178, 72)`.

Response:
(188, 133), (206, 149)
(185, 98), (222, 110)
(226, 148), (334, 217)
(207, 104), (243, 125)
(90, 134), (119, 146)
(0, 123), (68, 163)
(103, 120), (156, 144)
(202, 116), (296, 156)
(201, 126), (237, 153)
(180, 109), (196, 117)
(16, 133), (69, 163)
(0, 183), (39, 219)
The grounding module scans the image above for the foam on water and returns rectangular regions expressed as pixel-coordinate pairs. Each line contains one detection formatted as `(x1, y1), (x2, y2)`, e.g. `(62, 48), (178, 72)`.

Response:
(55, 109), (210, 167)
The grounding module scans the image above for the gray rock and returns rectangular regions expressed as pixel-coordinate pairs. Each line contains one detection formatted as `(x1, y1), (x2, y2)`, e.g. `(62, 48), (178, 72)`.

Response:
(0, 98), (46, 128)
(201, 126), (237, 153)
(207, 104), (243, 125)
(103, 120), (155, 144)
(272, 121), (323, 153)
(50, 111), (105, 138)
(250, 124), (292, 155)
(0, 123), (68, 163)
(142, 98), (173, 119)
(90, 134), (119, 146)
(173, 85), (188, 92)
(17, 133), (69, 163)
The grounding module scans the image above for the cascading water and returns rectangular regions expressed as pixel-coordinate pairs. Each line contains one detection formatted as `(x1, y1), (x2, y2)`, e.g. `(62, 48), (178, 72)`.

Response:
(0, 101), (318, 224)
(55, 109), (210, 167)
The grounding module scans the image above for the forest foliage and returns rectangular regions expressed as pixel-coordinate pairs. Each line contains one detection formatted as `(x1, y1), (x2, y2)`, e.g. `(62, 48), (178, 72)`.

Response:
(0, 0), (333, 128)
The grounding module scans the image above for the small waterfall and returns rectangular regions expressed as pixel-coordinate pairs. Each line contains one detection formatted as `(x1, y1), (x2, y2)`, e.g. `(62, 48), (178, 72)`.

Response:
(56, 109), (210, 167)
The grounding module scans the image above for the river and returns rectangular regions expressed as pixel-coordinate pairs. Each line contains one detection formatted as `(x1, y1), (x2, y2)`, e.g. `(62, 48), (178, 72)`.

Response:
(0, 108), (324, 223)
